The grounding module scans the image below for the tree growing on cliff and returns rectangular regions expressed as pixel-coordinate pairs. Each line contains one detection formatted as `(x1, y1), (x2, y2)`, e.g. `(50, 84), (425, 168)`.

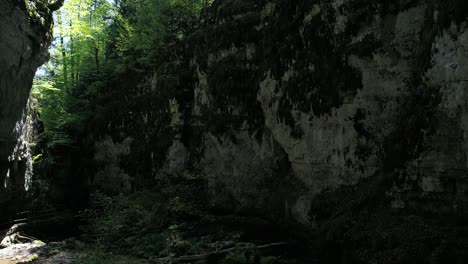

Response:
(31, 0), (213, 203)
(34, 0), (212, 141)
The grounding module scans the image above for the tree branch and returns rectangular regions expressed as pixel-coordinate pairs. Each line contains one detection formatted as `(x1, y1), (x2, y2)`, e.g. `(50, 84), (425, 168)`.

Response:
(153, 242), (296, 263)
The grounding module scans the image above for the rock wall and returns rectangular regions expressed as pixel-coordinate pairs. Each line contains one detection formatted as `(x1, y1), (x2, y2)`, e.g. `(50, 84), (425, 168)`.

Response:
(0, 0), (59, 215)
(156, 0), (467, 261)
(79, 0), (468, 261)
(161, 1), (468, 260)
(180, 0), (468, 222)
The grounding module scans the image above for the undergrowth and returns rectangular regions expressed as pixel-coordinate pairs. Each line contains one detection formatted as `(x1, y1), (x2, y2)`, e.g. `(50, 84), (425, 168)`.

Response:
(78, 175), (206, 258)
(73, 174), (303, 263)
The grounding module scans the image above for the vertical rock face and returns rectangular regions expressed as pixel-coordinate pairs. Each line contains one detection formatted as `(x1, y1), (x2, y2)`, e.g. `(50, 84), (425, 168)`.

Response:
(69, 0), (468, 260)
(0, 0), (56, 215)
(183, 0), (468, 223)
(83, 0), (466, 226)
(152, 0), (468, 260)
(150, 0), (467, 260)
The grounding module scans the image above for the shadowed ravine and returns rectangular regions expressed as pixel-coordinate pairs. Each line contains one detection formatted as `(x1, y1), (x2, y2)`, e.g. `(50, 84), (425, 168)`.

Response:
(1, 0), (468, 263)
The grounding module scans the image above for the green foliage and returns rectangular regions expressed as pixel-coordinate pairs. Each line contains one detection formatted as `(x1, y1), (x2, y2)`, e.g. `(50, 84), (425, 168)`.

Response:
(79, 176), (206, 258)
(30, 176), (51, 209)
(79, 191), (161, 249)
(32, 153), (43, 163)
(32, 0), (213, 156)
(25, 253), (39, 262)
(108, 0), (212, 70)
(24, 0), (55, 31)
(30, 0), (213, 209)
(76, 249), (147, 264)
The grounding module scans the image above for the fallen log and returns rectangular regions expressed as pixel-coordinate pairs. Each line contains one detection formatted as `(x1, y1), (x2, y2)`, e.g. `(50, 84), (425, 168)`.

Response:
(153, 241), (296, 263)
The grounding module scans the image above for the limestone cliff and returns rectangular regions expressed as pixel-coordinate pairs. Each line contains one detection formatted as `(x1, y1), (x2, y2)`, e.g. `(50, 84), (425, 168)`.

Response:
(0, 0), (59, 215)
(82, 0), (468, 261)
(167, 0), (468, 261)
(169, 0), (467, 220)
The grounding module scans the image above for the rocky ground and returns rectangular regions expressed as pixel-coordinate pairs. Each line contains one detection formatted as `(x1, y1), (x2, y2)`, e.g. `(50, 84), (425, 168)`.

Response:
(0, 242), (46, 263)
(0, 218), (310, 264)
(0, 238), (306, 264)
(0, 225), (80, 264)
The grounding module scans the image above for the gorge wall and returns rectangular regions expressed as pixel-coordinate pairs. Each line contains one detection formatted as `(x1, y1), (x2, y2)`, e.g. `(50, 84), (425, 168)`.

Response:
(93, 0), (468, 261)
(174, 0), (468, 222)
(99, 0), (468, 220)
(0, 0), (58, 216)
(0, 0), (456, 261)
(1, 0), (467, 261)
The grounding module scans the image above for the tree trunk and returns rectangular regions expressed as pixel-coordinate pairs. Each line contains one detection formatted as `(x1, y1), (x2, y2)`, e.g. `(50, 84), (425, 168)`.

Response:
(57, 9), (68, 88)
